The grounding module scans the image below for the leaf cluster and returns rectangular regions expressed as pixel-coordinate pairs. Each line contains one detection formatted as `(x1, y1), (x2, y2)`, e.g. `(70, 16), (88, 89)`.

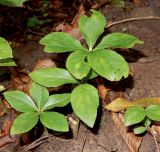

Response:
(0, 0), (28, 7)
(124, 105), (160, 134)
(4, 82), (70, 134)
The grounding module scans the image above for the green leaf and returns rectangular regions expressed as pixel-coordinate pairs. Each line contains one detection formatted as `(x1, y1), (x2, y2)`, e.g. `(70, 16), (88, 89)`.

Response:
(4, 91), (37, 112)
(95, 33), (143, 50)
(0, 0), (28, 7)
(40, 112), (69, 132)
(0, 58), (16, 66)
(30, 82), (49, 110)
(78, 10), (106, 51)
(66, 50), (90, 79)
(71, 84), (99, 127)
(133, 125), (147, 135)
(124, 106), (145, 126)
(40, 32), (85, 53)
(0, 37), (13, 59)
(146, 105), (160, 121)
(88, 49), (129, 81)
(11, 112), (39, 135)
(29, 67), (78, 87)
(43, 93), (71, 110)
(144, 118), (151, 128)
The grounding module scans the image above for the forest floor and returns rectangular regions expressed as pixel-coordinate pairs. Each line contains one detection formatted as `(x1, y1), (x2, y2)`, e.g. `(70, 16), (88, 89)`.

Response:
(0, 0), (160, 151)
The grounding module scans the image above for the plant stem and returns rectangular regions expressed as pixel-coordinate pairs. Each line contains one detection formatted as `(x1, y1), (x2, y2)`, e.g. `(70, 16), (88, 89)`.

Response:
(106, 16), (160, 29)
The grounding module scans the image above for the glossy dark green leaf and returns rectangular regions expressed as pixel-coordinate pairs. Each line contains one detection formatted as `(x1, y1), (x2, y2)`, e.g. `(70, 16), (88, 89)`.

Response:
(40, 112), (69, 132)
(124, 106), (145, 126)
(0, 58), (16, 66)
(0, 0), (27, 7)
(95, 33), (143, 50)
(0, 37), (13, 59)
(43, 93), (71, 110)
(30, 82), (49, 110)
(11, 112), (39, 135)
(146, 105), (160, 121)
(133, 125), (147, 135)
(78, 10), (106, 51)
(66, 50), (90, 79)
(71, 84), (99, 127)
(29, 67), (78, 87)
(4, 91), (37, 112)
(40, 32), (85, 53)
(88, 49), (129, 81)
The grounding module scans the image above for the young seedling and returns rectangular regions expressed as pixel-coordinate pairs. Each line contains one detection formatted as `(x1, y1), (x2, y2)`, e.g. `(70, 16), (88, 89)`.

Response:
(124, 105), (160, 134)
(106, 98), (160, 134)
(29, 10), (143, 128)
(4, 82), (70, 134)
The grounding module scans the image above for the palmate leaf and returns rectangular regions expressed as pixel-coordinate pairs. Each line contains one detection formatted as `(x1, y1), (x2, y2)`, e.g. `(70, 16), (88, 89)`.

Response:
(0, 0), (28, 7)
(43, 93), (71, 110)
(106, 97), (160, 112)
(66, 50), (90, 79)
(71, 84), (99, 127)
(30, 82), (49, 110)
(78, 10), (106, 51)
(0, 37), (13, 59)
(29, 67), (78, 87)
(95, 33), (143, 50)
(4, 91), (37, 112)
(40, 112), (69, 132)
(145, 105), (160, 121)
(124, 106), (145, 126)
(88, 49), (129, 81)
(11, 112), (39, 135)
(40, 32), (85, 53)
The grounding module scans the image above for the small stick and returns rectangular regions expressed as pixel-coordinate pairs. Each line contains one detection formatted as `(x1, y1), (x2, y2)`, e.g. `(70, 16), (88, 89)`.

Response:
(106, 16), (160, 29)
(148, 127), (160, 152)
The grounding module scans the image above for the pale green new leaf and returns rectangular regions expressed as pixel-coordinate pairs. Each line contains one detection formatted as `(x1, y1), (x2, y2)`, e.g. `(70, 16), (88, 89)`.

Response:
(29, 67), (78, 87)
(40, 32), (85, 53)
(40, 112), (69, 132)
(11, 112), (39, 135)
(0, 37), (13, 59)
(146, 105), (160, 121)
(71, 84), (99, 127)
(133, 125), (147, 135)
(4, 91), (37, 112)
(66, 50), (90, 79)
(30, 82), (49, 110)
(43, 93), (71, 110)
(0, 58), (16, 66)
(88, 49), (129, 81)
(124, 106), (145, 126)
(78, 10), (106, 51)
(0, 0), (28, 7)
(95, 33), (143, 50)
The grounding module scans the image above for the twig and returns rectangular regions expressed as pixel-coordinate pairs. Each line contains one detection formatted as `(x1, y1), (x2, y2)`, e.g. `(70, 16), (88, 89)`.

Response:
(106, 16), (160, 29)
(19, 135), (49, 152)
(148, 127), (160, 152)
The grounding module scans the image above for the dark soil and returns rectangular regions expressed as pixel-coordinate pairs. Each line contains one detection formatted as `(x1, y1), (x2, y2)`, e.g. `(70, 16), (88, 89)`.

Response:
(1, 0), (160, 152)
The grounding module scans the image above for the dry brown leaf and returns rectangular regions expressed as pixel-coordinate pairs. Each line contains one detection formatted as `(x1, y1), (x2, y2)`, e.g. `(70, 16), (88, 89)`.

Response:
(112, 112), (142, 152)
(106, 97), (160, 112)
(0, 121), (12, 138)
(0, 135), (15, 148)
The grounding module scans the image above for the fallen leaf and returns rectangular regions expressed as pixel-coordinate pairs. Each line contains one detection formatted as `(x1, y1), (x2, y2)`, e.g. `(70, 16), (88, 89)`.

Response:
(106, 97), (160, 112)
